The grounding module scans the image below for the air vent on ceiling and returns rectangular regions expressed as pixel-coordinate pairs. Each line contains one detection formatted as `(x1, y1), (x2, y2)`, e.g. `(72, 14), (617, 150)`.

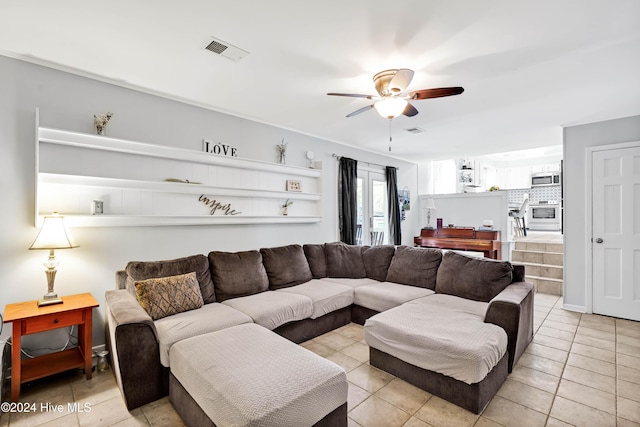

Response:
(205, 37), (249, 62)
(404, 127), (426, 134)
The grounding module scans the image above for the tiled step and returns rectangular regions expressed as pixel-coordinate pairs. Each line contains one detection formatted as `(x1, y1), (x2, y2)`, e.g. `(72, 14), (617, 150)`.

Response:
(526, 276), (563, 296)
(512, 250), (563, 266)
(518, 262), (563, 280)
(514, 241), (563, 253)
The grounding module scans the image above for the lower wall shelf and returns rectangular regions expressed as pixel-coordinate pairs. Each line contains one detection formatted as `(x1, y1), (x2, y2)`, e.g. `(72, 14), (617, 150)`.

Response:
(46, 215), (323, 227)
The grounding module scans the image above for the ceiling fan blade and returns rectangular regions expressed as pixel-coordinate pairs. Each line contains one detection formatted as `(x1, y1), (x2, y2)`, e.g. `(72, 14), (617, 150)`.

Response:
(409, 87), (464, 100)
(402, 103), (419, 117)
(346, 105), (374, 117)
(389, 69), (414, 94)
(327, 92), (374, 99)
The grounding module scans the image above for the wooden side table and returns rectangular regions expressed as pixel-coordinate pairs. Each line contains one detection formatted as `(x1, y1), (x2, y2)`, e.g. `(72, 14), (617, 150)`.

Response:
(3, 293), (99, 401)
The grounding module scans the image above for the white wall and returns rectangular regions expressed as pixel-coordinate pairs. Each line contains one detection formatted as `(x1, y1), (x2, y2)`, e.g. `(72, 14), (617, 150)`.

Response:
(563, 115), (640, 312)
(0, 55), (419, 349)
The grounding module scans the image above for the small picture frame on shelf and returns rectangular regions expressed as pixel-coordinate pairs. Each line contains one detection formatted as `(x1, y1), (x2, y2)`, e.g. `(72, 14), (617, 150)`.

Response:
(286, 180), (302, 192)
(91, 200), (104, 215)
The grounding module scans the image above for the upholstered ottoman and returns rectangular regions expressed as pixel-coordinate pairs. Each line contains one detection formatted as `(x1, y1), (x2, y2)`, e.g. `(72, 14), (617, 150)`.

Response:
(169, 323), (348, 427)
(364, 296), (509, 414)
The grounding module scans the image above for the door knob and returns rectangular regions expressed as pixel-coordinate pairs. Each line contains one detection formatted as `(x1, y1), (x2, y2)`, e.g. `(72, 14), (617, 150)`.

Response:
(595, 238), (604, 244)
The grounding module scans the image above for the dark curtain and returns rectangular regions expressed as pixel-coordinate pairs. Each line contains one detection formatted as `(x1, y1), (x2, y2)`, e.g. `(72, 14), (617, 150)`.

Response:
(338, 157), (358, 244)
(386, 166), (402, 245)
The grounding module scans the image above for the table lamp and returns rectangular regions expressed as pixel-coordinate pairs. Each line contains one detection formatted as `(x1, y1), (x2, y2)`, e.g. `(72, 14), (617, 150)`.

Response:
(424, 198), (436, 229)
(29, 213), (78, 306)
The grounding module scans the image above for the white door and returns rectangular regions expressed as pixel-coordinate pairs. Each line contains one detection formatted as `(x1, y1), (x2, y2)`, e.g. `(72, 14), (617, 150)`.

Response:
(592, 145), (640, 321)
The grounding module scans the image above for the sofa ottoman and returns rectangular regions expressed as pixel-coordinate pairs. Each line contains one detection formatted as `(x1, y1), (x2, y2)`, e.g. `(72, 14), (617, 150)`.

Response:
(364, 298), (509, 413)
(169, 323), (348, 427)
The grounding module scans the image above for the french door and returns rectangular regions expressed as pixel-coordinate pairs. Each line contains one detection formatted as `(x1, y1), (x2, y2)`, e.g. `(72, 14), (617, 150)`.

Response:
(591, 144), (640, 321)
(356, 170), (388, 246)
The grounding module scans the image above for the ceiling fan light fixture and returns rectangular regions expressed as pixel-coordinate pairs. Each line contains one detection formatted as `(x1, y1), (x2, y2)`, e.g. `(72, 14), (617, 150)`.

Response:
(374, 98), (408, 119)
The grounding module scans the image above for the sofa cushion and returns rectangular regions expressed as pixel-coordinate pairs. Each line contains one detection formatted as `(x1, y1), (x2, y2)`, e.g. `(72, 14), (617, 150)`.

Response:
(135, 272), (204, 320)
(303, 244), (327, 278)
(260, 244), (313, 290)
(386, 246), (442, 290)
(435, 251), (513, 302)
(354, 282), (434, 312)
(364, 299), (507, 384)
(320, 277), (381, 288)
(169, 324), (347, 427)
(276, 279), (354, 319)
(362, 245), (396, 281)
(208, 250), (269, 302)
(411, 294), (489, 320)
(221, 291), (313, 330)
(126, 254), (215, 303)
(325, 242), (366, 278)
(154, 302), (253, 366)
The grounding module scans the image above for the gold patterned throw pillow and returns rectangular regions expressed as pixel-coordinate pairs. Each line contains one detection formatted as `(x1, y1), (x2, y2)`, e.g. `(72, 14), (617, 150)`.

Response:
(135, 272), (204, 320)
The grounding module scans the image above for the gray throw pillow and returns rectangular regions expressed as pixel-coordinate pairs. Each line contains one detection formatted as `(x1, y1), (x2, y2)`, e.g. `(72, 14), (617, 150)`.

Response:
(386, 246), (442, 289)
(325, 242), (366, 278)
(435, 251), (513, 302)
(362, 245), (396, 281)
(126, 254), (215, 303)
(260, 244), (313, 290)
(208, 250), (269, 301)
(303, 244), (327, 278)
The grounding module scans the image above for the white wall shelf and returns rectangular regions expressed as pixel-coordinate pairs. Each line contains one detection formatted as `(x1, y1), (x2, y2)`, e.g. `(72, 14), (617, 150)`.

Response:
(35, 112), (323, 227)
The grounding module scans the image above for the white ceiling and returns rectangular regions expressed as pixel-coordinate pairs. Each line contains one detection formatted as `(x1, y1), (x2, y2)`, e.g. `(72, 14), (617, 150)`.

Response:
(1, 0), (639, 163)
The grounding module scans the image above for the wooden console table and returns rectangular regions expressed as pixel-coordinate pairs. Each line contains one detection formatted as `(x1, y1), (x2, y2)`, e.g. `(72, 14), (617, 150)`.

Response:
(3, 293), (99, 401)
(414, 227), (502, 260)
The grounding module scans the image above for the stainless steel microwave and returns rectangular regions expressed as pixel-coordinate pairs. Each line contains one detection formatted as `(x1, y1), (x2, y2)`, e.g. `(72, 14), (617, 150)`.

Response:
(531, 172), (560, 187)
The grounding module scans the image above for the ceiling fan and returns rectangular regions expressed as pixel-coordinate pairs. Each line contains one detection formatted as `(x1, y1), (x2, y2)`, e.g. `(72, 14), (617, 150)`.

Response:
(327, 68), (464, 120)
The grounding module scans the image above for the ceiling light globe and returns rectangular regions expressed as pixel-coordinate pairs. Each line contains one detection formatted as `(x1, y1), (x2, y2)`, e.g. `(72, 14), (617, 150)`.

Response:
(374, 98), (408, 119)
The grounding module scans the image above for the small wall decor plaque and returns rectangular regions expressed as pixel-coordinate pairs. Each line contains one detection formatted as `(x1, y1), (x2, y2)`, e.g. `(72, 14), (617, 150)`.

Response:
(286, 180), (301, 192)
(203, 140), (238, 157)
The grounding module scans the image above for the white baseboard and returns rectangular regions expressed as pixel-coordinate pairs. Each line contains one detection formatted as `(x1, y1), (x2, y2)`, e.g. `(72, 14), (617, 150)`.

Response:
(562, 304), (587, 313)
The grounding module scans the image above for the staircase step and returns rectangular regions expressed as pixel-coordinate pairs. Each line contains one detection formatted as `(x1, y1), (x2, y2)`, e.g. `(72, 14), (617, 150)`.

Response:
(526, 276), (563, 296)
(517, 262), (563, 280)
(514, 241), (563, 253)
(512, 250), (563, 266)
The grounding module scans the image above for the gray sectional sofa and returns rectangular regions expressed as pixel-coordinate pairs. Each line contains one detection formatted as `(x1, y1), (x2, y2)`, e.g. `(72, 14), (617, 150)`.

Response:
(105, 242), (534, 414)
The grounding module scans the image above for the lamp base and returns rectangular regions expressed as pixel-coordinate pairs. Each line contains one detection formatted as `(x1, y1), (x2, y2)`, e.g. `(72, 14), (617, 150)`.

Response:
(38, 294), (63, 307)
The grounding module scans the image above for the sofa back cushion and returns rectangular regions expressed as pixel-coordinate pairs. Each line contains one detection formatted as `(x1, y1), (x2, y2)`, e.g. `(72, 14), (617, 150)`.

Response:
(325, 242), (366, 278)
(362, 245), (396, 281)
(208, 250), (269, 301)
(435, 251), (513, 302)
(135, 272), (204, 320)
(303, 244), (327, 278)
(125, 254), (216, 303)
(260, 244), (313, 290)
(386, 246), (442, 289)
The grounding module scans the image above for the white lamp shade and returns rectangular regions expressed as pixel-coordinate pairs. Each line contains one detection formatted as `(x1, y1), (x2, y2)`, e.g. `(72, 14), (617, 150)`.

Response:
(424, 198), (436, 210)
(30, 214), (78, 250)
(374, 98), (408, 119)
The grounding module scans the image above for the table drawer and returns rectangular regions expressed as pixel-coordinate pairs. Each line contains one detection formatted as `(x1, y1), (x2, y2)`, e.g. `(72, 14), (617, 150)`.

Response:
(23, 310), (84, 335)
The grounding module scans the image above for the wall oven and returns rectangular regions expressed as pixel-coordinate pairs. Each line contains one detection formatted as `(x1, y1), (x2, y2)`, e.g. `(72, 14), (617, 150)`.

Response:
(527, 202), (561, 231)
(531, 172), (560, 187)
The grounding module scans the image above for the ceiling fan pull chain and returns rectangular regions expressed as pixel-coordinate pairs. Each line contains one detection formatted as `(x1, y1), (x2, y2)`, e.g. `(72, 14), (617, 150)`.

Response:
(388, 118), (392, 151)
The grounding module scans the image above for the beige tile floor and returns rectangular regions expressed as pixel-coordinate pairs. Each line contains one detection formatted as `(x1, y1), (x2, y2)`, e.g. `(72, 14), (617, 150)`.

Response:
(1, 293), (639, 427)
